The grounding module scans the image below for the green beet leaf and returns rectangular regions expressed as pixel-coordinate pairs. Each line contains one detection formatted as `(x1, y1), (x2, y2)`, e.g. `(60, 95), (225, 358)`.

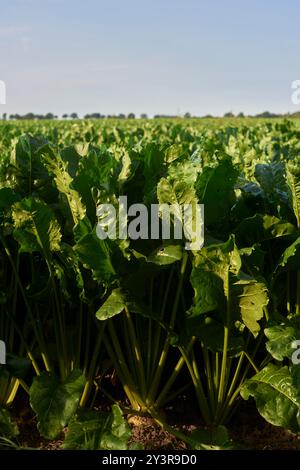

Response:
(96, 288), (145, 321)
(62, 405), (131, 450)
(0, 408), (19, 439)
(29, 370), (85, 439)
(241, 364), (300, 433)
(235, 214), (295, 246)
(232, 277), (268, 337)
(12, 197), (61, 255)
(42, 151), (86, 226)
(189, 425), (237, 450)
(265, 319), (300, 361)
(195, 158), (238, 233)
(286, 159), (300, 228)
(74, 232), (116, 282)
(275, 237), (300, 273)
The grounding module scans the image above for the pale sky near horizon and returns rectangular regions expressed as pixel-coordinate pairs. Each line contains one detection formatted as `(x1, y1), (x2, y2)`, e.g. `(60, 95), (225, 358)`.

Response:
(0, 0), (299, 117)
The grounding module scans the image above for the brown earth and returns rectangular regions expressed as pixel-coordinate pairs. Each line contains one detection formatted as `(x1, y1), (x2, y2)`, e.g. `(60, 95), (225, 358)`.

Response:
(8, 397), (300, 451)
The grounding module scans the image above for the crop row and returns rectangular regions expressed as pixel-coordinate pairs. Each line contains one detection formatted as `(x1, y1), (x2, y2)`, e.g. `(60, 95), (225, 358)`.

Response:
(0, 119), (300, 449)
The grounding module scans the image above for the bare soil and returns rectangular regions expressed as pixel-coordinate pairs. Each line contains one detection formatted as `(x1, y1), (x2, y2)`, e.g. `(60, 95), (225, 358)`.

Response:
(10, 397), (300, 450)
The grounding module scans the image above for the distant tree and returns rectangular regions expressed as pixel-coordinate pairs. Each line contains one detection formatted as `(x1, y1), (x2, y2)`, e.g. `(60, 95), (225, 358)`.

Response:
(224, 112), (235, 118)
(84, 113), (103, 119)
(237, 112), (245, 118)
(45, 113), (55, 120)
(184, 112), (191, 119)
(62, 114), (68, 119)
(127, 113), (135, 119)
(153, 114), (177, 119)
(2, 113), (7, 120)
(140, 113), (148, 119)
(24, 112), (35, 120)
(70, 112), (78, 119)
(118, 113), (126, 119)
(254, 111), (279, 118)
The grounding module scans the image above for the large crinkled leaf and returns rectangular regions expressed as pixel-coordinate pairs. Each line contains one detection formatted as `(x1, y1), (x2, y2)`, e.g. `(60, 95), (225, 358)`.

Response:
(195, 158), (238, 231)
(62, 405), (131, 450)
(60, 146), (81, 178)
(261, 319), (300, 390)
(74, 232), (116, 282)
(42, 151), (86, 226)
(140, 143), (166, 202)
(96, 288), (143, 320)
(96, 288), (127, 320)
(157, 174), (183, 204)
(146, 244), (183, 265)
(194, 236), (241, 281)
(275, 237), (300, 273)
(188, 236), (241, 318)
(286, 160), (300, 228)
(232, 277), (268, 337)
(117, 150), (132, 184)
(189, 236), (267, 335)
(0, 408), (19, 438)
(73, 216), (93, 243)
(164, 144), (184, 164)
(158, 160), (198, 206)
(235, 214), (295, 246)
(10, 135), (49, 192)
(254, 162), (288, 206)
(190, 425), (237, 450)
(241, 364), (300, 433)
(12, 197), (61, 255)
(265, 317), (300, 362)
(29, 370), (85, 439)
(188, 268), (222, 316)
(54, 241), (85, 298)
(72, 146), (118, 221)
(157, 161), (200, 249)
(12, 134), (32, 172)
(186, 316), (244, 356)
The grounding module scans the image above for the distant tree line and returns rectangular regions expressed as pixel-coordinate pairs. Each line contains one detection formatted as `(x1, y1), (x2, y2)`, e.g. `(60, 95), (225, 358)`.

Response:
(2, 111), (300, 121)
(83, 113), (139, 119)
(221, 111), (300, 118)
(8, 112), (58, 120)
(5, 112), (140, 120)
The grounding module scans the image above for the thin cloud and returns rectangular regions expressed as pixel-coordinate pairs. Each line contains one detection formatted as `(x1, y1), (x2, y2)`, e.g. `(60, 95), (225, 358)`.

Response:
(0, 25), (31, 54)
(0, 26), (30, 37)
(90, 64), (129, 73)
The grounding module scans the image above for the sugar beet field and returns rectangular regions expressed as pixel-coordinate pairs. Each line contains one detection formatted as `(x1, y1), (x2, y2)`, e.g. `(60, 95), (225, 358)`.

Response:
(1, 118), (300, 450)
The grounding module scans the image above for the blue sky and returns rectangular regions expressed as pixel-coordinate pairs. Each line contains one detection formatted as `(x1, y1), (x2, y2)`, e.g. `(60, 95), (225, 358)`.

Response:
(0, 0), (299, 117)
